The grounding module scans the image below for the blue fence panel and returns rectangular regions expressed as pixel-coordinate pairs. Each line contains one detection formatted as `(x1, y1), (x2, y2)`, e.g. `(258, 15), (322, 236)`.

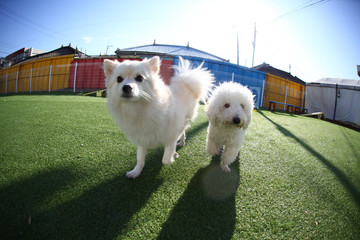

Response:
(173, 56), (265, 108)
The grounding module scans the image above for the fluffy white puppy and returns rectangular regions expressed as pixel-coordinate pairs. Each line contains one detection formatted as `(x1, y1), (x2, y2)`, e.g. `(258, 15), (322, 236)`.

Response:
(104, 56), (214, 178)
(206, 82), (254, 172)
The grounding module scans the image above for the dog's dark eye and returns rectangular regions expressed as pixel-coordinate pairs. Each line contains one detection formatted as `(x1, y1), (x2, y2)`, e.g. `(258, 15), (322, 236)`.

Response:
(224, 103), (230, 108)
(117, 76), (123, 83)
(135, 75), (144, 82)
(241, 104), (244, 109)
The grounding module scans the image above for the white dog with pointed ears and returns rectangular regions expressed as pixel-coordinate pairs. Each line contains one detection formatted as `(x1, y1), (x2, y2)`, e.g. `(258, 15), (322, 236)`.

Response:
(206, 82), (254, 172)
(104, 57), (214, 178)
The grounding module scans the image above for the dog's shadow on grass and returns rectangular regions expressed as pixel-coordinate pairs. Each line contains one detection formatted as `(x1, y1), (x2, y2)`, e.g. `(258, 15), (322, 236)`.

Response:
(0, 167), (79, 239)
(1, 149), (165, 240)
(257, 109), (360, 209)
(158, 156), (240, 240)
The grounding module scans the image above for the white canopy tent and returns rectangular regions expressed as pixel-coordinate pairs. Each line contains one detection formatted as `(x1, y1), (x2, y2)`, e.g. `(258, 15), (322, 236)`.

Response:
(306, 78), (360, 127)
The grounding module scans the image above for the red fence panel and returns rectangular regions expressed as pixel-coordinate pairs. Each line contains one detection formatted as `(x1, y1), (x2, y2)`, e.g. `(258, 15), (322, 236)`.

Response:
(69, 58), (174, 91)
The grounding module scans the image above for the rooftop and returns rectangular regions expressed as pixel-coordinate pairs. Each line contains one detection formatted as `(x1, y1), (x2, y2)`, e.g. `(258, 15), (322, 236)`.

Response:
(116, 43), (228, 62)
(17, 45), (86, 64)
(253, 62), (306, 85)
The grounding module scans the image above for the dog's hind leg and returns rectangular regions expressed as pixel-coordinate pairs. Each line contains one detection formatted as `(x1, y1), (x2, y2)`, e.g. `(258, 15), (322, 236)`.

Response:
(162, 141), (177, 165)
(177, 122), (189, 147)
(126, 146), (147, 179)
(177, 132), (186, 147)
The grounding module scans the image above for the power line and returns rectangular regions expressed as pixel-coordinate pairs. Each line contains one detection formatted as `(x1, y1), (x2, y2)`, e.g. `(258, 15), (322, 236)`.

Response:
(0, 40), (20, 48)
(0, 3), (55, 33)
(252, 0), (331, 77)
(0, 50), (10, 55)
(0, 10), (48, 35)
(271, 0), (329, 22)
(0, 3), (75, 50)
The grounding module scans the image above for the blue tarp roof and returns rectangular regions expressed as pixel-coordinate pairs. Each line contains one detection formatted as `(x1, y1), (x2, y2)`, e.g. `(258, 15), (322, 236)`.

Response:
(120, 44), (228, 62)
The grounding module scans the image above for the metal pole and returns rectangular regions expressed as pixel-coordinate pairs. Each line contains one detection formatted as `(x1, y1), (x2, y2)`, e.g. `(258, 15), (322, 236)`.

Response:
(5, 73), (8, 94)
(333, 84), (338, 120)
(237, 33), (239, 66)
(302, 88), (305, 109)
(73, 62), (78, 92)
(49, 65), (52, 92)
(16, 71), (19, 93)
(261, 76), (265, 107)
(251, 22), (256, 68)
(30, 67), (33, 93)
(284, 86), (288, 110)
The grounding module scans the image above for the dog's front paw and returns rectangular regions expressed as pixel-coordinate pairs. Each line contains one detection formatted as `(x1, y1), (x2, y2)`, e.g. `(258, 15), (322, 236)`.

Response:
(162, 155), (175, 165)
(126, 169), (141, 179)
(221, 164), (231, 173)
(207, 141), (221, 156)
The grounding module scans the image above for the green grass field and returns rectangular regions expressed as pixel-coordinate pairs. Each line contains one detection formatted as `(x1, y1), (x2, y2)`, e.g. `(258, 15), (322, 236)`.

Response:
(1, 95), (359, 239)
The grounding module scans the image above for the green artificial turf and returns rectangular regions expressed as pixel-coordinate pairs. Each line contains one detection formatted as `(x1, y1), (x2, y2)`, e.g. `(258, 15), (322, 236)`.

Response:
(0, 95), (359, 239)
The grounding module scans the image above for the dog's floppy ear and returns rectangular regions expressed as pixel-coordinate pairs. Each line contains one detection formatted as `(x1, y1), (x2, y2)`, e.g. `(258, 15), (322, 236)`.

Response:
(242, 111), (252, 130)
(103, 59), (118, 77)
(146, 56), (161, 75)
(206, 104), (219, 126)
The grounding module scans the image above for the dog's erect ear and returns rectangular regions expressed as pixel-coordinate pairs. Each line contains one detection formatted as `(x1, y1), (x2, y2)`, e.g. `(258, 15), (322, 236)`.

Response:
(103, 59), (118, 77)
(146, 56), (161, 75)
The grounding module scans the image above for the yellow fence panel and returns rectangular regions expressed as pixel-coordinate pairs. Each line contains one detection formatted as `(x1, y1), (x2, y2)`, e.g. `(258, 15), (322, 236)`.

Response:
(17, 62), (32, 92)
(263, 73), (306, 109)
(0, 66), (20, 93)
(0, 55), (74, 93)
(31, 64), (50, 92)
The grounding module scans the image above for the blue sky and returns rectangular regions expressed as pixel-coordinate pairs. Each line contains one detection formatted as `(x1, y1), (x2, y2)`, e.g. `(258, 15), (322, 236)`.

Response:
(0, 0), (359, 82)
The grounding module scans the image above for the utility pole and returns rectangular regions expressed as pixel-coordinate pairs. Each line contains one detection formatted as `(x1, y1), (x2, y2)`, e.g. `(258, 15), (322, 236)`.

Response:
(106, 44), (113, 55)
(251, 22), (256, 68)
(237, 32), (239, 65)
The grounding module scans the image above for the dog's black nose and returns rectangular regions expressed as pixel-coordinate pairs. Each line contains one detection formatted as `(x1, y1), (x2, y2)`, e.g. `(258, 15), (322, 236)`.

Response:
(122, 84), (132, 94)
(233, 116), (241, 124)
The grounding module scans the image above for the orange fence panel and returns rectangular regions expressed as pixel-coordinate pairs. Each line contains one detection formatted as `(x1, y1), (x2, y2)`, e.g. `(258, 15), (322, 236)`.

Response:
(0, 55), (74, 93)
(263, 73), (305, 109)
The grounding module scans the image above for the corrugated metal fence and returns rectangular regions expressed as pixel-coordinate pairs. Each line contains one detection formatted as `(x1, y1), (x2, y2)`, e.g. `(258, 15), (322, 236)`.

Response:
(174, 56), (265, 108)
(0, 55), (73, 93)
(0, 56), (177, 94)
(263, 73), (306, 109)
(0, 55), (306, 110)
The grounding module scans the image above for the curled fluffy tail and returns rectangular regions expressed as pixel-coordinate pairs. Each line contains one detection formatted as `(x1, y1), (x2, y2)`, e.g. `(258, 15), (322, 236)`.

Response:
(171, 57), (214, 103)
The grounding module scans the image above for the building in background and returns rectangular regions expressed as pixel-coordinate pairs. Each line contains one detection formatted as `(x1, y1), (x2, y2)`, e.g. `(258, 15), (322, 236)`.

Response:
(1, 45), (86, 69)
(306, 78), (360, 128)
(116, 43), (228, 62)
(3, 47), (46, 68)
(18, 44), (86, 64)
(0, 45), (85, 93)
(253, 63), (306, 110)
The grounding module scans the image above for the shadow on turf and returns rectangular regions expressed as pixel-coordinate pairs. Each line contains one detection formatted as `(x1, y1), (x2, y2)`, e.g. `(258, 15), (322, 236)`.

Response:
(258, 109), (360, 210)
(158, 156), (240, 240)
(0, 167), (79, 239)
(1, 120), (211, 240)
(1, 149), (164, 240)
(339, 127), (360, 164)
